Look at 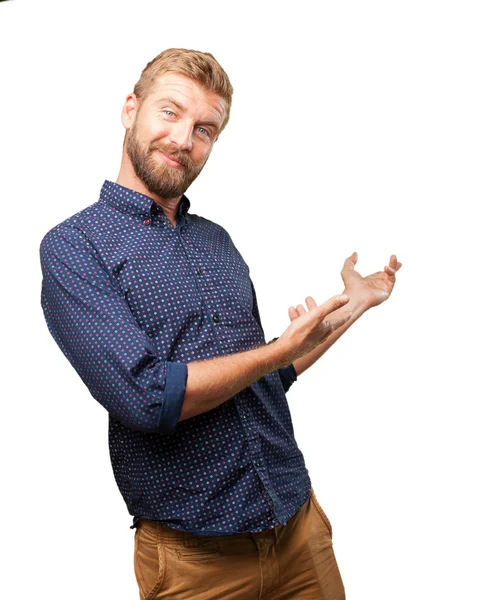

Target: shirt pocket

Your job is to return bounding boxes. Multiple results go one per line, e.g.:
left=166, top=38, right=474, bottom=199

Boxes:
left=112, top=252, right=202, bottom=336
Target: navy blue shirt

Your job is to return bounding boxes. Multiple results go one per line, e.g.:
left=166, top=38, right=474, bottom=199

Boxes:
left=40, top=180, right=311, bottom=535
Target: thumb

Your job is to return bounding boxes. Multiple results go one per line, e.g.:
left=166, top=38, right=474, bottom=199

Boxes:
left=342, top=251, right=358, bottom=271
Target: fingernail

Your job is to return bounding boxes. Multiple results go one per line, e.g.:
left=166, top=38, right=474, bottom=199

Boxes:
left=340, top=294, right=349, bottom=301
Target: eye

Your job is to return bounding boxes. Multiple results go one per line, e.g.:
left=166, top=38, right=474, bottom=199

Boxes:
left=163, top=110, right=176, bottom=118
left=196, top=126, right=209, bottom=136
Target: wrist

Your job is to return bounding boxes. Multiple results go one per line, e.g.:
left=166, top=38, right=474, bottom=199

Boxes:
left=269, top=335, right=298, bottom=370
left=342, top=290, right=372, bottom=314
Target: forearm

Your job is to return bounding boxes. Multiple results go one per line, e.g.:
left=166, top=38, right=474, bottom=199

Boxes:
left=179, top=340, right=293, bottom=422
left=292, top=296, right=369, bottom=377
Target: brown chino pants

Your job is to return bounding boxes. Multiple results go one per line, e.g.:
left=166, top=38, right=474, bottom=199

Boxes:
left=133, top=487, right=345, bottom=599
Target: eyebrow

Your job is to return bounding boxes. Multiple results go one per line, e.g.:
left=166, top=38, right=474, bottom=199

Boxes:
left=155, top=96, right=221, bottom=131
left=156, top=96, right=187, bottom=112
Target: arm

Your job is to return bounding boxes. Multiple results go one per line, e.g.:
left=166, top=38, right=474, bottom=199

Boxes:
left=179, top=342, right=293, bottom=421
left=40, top=225, right=189, bottom=435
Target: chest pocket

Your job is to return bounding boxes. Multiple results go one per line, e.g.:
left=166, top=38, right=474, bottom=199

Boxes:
left=112, top=252, right=202, bottom=336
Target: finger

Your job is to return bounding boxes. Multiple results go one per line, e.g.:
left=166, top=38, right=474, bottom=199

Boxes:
left=389, top=254, right=397, bottom=268
left=389, top=255, right=403, bottom=271
left=384, top=265, right=396, bottom=277
left=296, top=304, right=307, bottom=315
left=305, top=296, right=317, bottom=310
left=316, top=293, right=350, bottom=320
left=288, top=306, right=299, bottom=320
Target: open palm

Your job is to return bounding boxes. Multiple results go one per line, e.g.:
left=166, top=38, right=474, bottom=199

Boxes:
left=287, top=251, right=402, bottom=322
left=341, top=251, right=402, bottom=308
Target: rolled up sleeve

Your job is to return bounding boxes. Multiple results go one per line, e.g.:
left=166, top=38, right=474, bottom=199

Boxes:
left=277, top=362, right=297, bottom=393
left=40, top=224, right=187, bottom=435
left=158, top=362, right=188, bottom=434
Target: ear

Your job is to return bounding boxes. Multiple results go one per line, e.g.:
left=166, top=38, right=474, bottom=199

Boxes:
left=121, top=93, right=140, bottom=130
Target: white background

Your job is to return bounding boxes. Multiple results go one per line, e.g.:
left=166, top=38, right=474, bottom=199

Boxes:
left=1, top=1, right=477, bottom=598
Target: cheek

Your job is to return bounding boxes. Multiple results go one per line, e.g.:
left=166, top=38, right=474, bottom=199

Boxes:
left=191, top=145, right=211, bottom=166
left=144, top=122, right=170, bottom=147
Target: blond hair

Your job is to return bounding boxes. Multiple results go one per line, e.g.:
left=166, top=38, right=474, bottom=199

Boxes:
left=131, top=47, right=233, bottom=135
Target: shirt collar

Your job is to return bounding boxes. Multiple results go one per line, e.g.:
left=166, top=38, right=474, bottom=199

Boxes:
left=99, top=179, right=191, bottom=220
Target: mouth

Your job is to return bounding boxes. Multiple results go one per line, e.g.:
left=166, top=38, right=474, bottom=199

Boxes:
left=157, top=150, right=184, bottom=169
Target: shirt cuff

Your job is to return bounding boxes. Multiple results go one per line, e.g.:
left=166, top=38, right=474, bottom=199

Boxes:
left=156, top=362, right=188, bottom=435
left=278, top=363, right=297, bottom=394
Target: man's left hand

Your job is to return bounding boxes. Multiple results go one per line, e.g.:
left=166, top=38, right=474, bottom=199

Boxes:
left=341, top=251, right=402, bottom=309
left=287, top=252, right=402, bottom=322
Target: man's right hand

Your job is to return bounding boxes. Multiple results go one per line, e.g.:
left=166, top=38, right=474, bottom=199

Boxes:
left=276, top=294, right=352, bottom=366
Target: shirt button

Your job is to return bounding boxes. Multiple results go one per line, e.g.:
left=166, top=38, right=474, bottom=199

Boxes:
left=241, top=413, right=247, bottom=420
left=254, top=459, right=263, bottom=467
left=213, top=313, right=220, bottom=323
left=144, top=218, right=151, bottom=226
left=196, top=267, right=202, bottom=275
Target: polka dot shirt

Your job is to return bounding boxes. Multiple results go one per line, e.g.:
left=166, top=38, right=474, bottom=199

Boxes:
left=40, top=180, right=311, bottom=535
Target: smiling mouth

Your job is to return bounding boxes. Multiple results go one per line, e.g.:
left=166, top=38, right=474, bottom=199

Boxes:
left=157, top=150, right=183, bottom=168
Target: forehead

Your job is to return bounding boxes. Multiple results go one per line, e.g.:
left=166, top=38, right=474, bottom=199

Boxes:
left=148, top=72, right=226, bottom=122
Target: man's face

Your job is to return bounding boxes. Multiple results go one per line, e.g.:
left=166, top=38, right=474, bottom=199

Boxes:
left=124, top=72, right=227, bottom=199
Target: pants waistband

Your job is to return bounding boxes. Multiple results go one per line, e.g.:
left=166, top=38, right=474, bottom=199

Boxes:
left=137, top=490, right=312, bottom=545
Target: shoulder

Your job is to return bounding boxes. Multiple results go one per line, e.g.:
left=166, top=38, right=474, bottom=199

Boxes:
left=40, top=202, right=104, bottom=260
left=189, top=213, right=230, bottom=234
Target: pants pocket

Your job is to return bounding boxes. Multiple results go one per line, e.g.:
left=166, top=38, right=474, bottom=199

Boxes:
left=176, top=546, right=223, bottom=561
left=133, top=525, right=166, bottom=600
left=310, top=488, right=333, bottom=538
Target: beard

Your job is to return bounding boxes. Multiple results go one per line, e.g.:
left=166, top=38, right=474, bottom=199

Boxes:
left=125, top=120, right=208, bottom=199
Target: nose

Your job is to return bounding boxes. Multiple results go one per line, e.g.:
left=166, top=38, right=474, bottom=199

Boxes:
left=168, top=120, right=194, bottom=152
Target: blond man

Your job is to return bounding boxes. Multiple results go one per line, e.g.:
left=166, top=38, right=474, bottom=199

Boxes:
left=40, top=48, right=401, bottom=599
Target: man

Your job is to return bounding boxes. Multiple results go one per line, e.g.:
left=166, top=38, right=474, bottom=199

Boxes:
left=40, top=48, right=401, bottom=599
